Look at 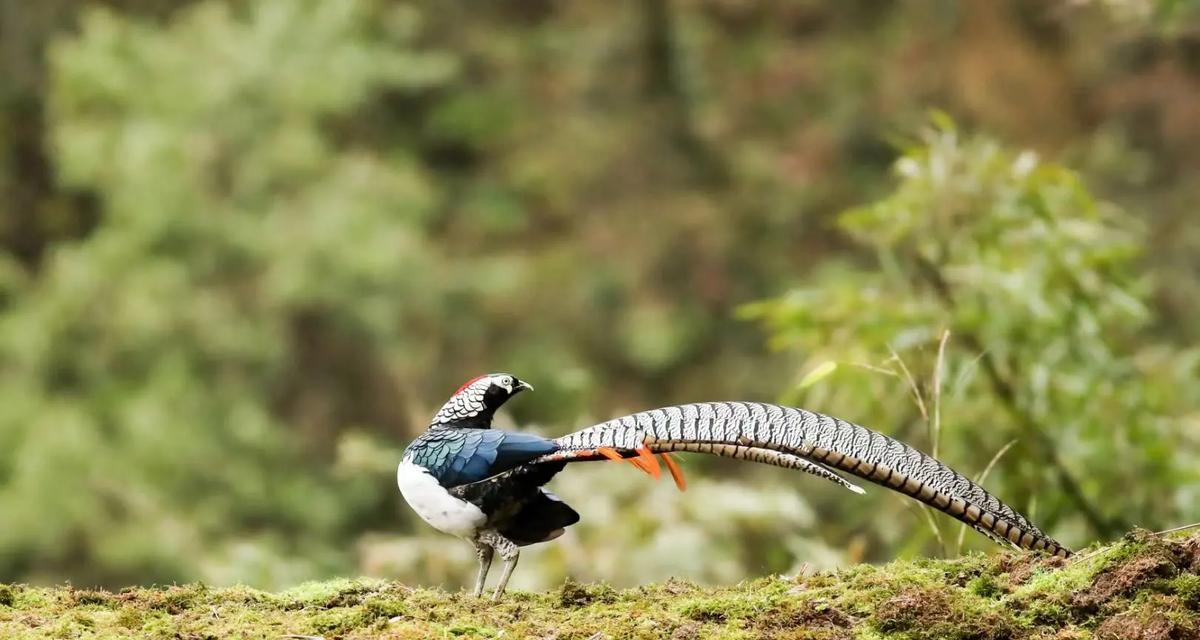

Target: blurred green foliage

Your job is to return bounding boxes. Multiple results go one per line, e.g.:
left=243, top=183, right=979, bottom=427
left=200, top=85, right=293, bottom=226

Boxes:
left=0, top=0, right=1197, bottom=590
left=745, top=120, right=1199, bottom=554
left=1, top=0, right=452, bottom=588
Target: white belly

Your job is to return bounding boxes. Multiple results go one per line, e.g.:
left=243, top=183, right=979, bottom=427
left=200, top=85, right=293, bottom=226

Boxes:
left=397, top=459, right=487, bottom=539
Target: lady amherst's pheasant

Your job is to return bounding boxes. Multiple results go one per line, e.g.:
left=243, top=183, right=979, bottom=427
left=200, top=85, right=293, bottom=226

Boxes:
left=398, top=373, right=1070, bottom=599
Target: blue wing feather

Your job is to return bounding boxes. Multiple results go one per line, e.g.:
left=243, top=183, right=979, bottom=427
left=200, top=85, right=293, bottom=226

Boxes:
left=488, top=431, right=560, bottom=471
left=407, top=428, right=558, bottom=487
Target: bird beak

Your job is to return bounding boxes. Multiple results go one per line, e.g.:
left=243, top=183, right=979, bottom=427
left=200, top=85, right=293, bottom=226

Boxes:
left=515, top=381, right=534, bottom=393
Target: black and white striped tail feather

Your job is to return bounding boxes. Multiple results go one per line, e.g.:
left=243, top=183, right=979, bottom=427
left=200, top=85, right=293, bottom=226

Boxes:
left=543, top=401, right=1071, bottom=558
left=647, top=441, right=866, bottom=495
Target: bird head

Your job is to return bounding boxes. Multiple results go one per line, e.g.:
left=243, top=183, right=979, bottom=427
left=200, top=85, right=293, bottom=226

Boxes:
left=429, top=373, right=533, bottom=428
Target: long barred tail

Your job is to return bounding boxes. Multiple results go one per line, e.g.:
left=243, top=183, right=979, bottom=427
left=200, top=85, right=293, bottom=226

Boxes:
left=536, top=401, right=1070, bottom=558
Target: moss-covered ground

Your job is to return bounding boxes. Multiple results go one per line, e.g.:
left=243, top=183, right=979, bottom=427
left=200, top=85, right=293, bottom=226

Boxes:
left=1, top=530, right=1197, bottom=639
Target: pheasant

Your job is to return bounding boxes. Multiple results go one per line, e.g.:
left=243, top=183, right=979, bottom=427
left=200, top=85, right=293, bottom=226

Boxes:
left=397, top=373, right=1071, bottom=600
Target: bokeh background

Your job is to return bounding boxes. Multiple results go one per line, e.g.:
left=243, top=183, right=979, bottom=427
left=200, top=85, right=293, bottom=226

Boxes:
left=1, top=0, right=1198, bottom=592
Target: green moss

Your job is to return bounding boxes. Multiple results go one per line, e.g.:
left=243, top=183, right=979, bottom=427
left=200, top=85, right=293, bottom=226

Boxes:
left=114, top=605, right=144, bottom=629
left=677, top=595, right=755, bottom=622
left=142, top=584, right=211, bottom=614
left=967, top=574, right=1003, bottom=599
left=12, top=588, right=50, bottom=611
left=444, top=623, right=501, bottom=636
left=139, top=614, right=175, bottom=639
left=869, top=585, right=1018, bottom=640
left=1161, top=573, right=1200, bottom=609
left=1096, top=594, right=1197, bottom=639
left=674, top=578, right=795, bottom=624
left=559, top=578, right=618, bottom=607
left=281, top=577, right=384, bottom=606
left=48, top=612, right=97, bottom=639
left=71, top=589, right=116, bottom=609
left=364, top=594, right=410, bottom=619
left=0, top=531, right=1195, bottom=639
left=310, top=607, right=372, bottom=635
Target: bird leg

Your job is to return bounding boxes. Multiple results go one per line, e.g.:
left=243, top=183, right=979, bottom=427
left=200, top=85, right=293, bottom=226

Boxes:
left=472, top=539, right=494, bottom=597
left=478, top=531, right=520, bottom=601
left=492, top=549, right=519, bottom=601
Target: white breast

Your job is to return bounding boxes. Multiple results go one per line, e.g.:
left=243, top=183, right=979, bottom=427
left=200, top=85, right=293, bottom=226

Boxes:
left=397, top=458, right=487, bottom=539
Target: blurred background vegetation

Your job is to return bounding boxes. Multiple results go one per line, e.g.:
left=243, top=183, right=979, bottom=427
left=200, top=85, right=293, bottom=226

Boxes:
left=1, top=0, right=1198, bottom=592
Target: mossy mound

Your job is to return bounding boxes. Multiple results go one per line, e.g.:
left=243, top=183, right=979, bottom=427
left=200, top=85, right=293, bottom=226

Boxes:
left=1, top=530, right=1196, bottom=639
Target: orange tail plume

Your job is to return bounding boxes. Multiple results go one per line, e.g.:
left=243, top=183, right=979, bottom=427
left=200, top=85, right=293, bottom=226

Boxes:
left=596, top=446, right=663, bottom=479
left=596, top=447, right=625, bottom=463
left=660, top=453, right=687, bottom=491
left=634, top=444, right=661, bottom=479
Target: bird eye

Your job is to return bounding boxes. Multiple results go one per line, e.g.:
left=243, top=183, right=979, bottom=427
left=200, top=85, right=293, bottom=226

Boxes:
left=499, top=376, right=513, bottom=387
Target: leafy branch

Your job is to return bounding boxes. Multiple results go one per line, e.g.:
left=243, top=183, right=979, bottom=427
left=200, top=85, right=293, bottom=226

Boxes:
left=914, top=255, right=1124, bottom=537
